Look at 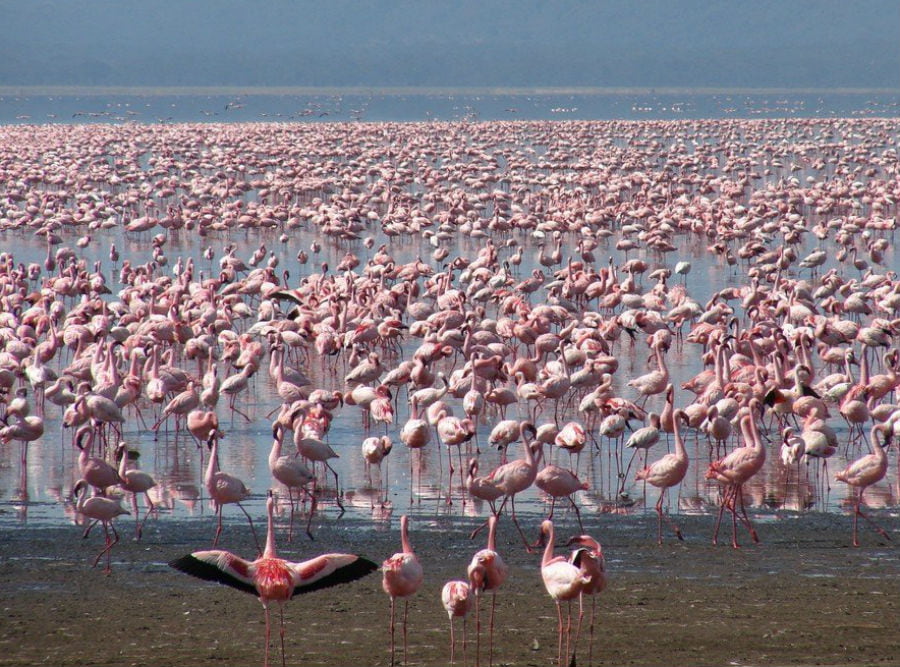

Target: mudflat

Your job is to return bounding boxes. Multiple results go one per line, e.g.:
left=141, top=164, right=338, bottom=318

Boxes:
left=2, top=510, right=898, bottom=667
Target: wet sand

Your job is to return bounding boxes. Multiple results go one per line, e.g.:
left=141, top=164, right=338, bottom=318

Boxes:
left=2, top=509, right=898, bottom=667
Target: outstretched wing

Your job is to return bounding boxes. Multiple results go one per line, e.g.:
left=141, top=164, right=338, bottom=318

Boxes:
left=288, top=553, right=378, bottom=597
left=169, top=550, right=258, bottom=596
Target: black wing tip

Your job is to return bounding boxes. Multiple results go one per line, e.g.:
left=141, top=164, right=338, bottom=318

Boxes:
left=292, top=556, right=379, bottom=597
left=168, top=553, right=257, bottom=596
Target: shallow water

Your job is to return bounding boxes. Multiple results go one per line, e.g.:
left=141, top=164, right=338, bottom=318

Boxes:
left=0, top=107, right=898, bottom=545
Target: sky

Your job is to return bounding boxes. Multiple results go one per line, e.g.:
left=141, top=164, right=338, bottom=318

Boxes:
left=1, top=0, right=898, bottom=90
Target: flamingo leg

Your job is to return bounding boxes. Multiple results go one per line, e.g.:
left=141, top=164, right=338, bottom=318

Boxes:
left=213, top=504, right=223, bottom=547
left=657, top=489, right=684, bottom=543
left=237, top=501, right=262, bottom=555
left=555, top=601, right=564, bottom=667
left=570, top=594, right=584, bottom=667
left=325, top=461, right=344, bottom=515
left=389, top=596, right=397, bottom=667
left=462, top=616, right=468, bottom=667
left=448, top=616, right=456, bottom=664
left=489, top=591, right=497, bottom=667
left=711, top=486, right=729, bottom=545
left=854, top=488, right=892, bottom=545
left=588, top=595, right=596, bottom=666
left=263, top=603, right=271, bottom=667
left=139, top=492, right=155, bottom=538
left=569, top=496, right=585, bottom=534
left=286, top=488, right=295, bottom=542
left=403, top=599, right=410, bottom=666
left=509, top=496, right=534, bottom=553
left=305, top=494, right=317, bottom=541
left=279, top=605, right=286, bottom=667
left=735, top=485, right=759, bottom=543
left=474, top=593, right=481, bottom=667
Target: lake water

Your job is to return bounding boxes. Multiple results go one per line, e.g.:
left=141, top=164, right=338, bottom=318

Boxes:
left=0, top=89, right=898, bottom=542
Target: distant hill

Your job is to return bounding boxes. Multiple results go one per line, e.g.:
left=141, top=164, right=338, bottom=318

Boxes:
left=2, top=0, right=898, bottom=89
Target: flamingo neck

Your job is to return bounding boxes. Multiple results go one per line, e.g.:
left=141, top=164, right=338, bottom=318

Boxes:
left=264, top=498, right=278, bottom=558
left=541, top=523, right=555, bottom=567
left=400, top=516, right=413, bottom=554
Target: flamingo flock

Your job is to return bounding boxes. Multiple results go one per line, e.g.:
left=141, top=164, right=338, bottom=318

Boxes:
left=0, top=114, right=898, bottom=665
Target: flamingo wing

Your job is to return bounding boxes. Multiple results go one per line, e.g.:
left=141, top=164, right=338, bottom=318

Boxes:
left=169, top=550, right=258, bottom=596
left=287, top=554, right=378, bottom=596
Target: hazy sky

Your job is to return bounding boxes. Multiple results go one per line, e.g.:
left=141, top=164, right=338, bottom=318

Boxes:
left=2, top=0, right=898, bottom=89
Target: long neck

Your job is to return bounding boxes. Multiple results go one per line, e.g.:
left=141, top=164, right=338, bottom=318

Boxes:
left=541, top=523, right=556, bottom=567
left=673, top=413, right=686, bottom=461
left=264, top=498, right=277, bottom=558
left=486, top=516, right=498, bottom=551
left=400, top=516, right=413, bottom=554
left=269, top=432, right=282, bottom=468
left=206, top=438, right=219, bottom=481
left=117, top=448, right=128, bottom=478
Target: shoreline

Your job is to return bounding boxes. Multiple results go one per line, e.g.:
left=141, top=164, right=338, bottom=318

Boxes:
left=2, top=510, right=898, bottom=666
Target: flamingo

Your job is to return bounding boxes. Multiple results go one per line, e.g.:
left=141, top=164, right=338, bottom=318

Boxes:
left=270, top=424, right=316, bottom=541
left=115, top=443, right=157, bottom=540
left=382, top=515, right=424, bottom=667
left=534, top=442, right=588, bottom=538
left=206, top=434, right=261, bottom=553
left=554, top=420, right=588, bottom=470
left=74, top=424, right=120, bottom=495
left=361, top=435, right=393, bottom=502
left=0, top=413, right=45, bottom=465
left=170, top=491, right=377, bottom=667
left=705, top=401, right=766, bottom=548
left=465, top=458, right=504, bottom=529
left=441, top=580, right=473, bottom=665
left=620, top=411, right=661, bottom=495
left=437, top=413, right=476, bottom=505
left=478, top=433, right=539, bottom=550
left=72, top=478, right=129, bottom=573
left=467, top=515, right=508, bottom=667
left=540, top=519, right=588, bottom=667
left=400, top=398, right=431, bottom=502
left=626, top=337, right=670, bottom=406
left=635, top=409, right=690, bottom=544
left=835, top=423, right=892, bottom=546
left=151, top=380, right=199, bottom=433
left=567, top=534, right=607, bottom=666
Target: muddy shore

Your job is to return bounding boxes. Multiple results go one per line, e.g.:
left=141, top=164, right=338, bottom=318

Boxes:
left=2, top=509, right=899, bottom=667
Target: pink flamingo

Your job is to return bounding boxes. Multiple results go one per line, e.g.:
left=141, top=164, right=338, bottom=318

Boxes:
left=540, top=519, right=588, bottom=667
left=382, top=515, right=424, bottom=667
left=170, top=491, right=377, bottom=667
left=115, top=443, right=157, bottom=540
left=441, top=580, right=473, bottom=665
left=74, top=424, right=120, bottom=495
left=270, top=424, right=316, bottom=541
left=626, top=336, right=670, bottom=407
left=705, top=401, right=766, bottom=548
left=554, top=420, right=588, bottom=470
left=835, top=423, right=892, bottom=546
left=206, top=434, right=261, bottom=553
left=635, top=408, right=690, bottom=544
left=567, top=535, right=607, bottom=666
left=72, top=478, right=129, bottom=573
left=477, top=433, right=539, bottom=550
left=362, top=435, right=393, bottom=506
left=467, top=515, right=508, bottom=667
left=534, top=442, right=588, bottom=538
left=466, top=458, right=504, bottom=531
